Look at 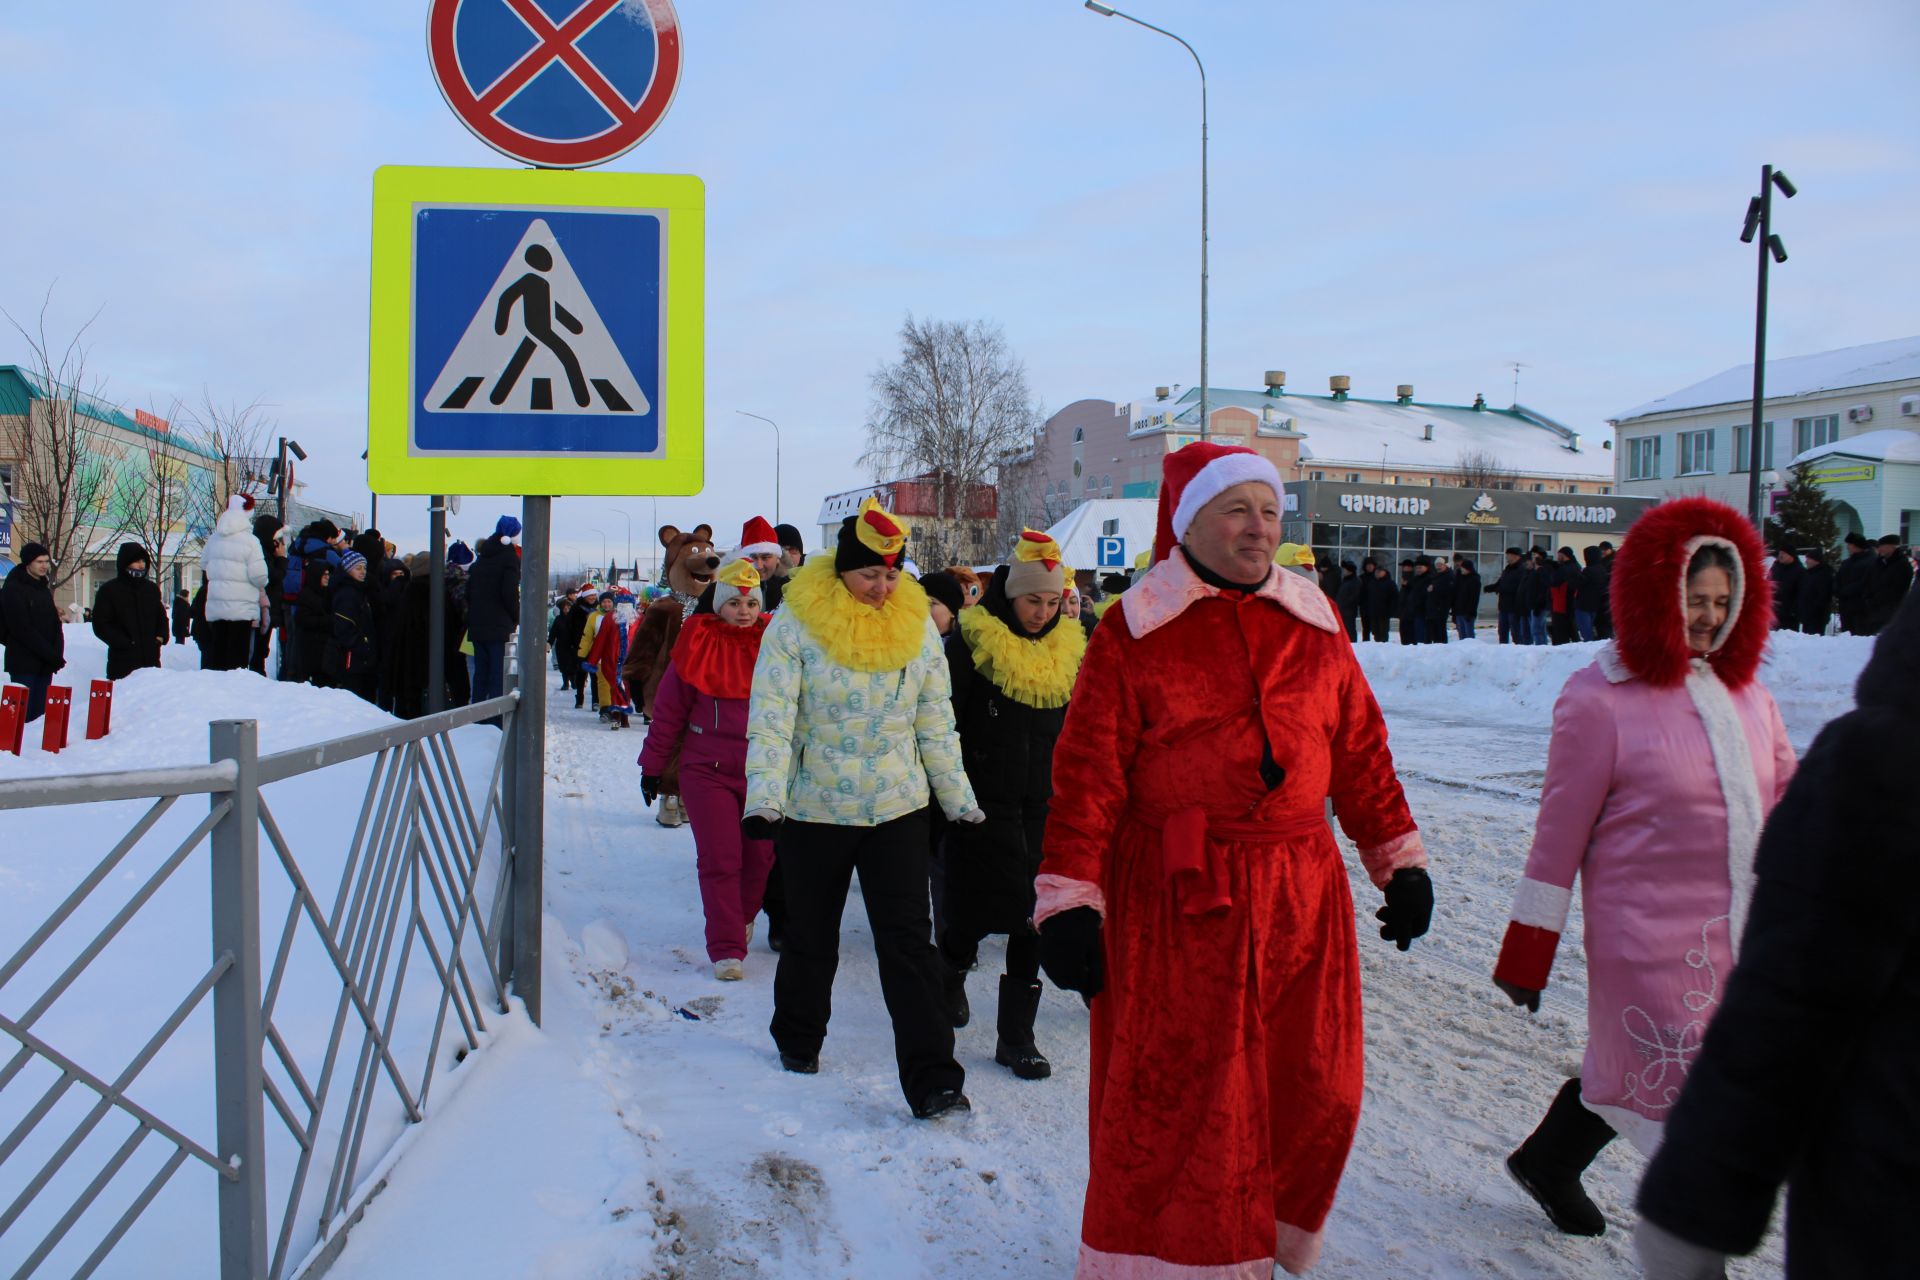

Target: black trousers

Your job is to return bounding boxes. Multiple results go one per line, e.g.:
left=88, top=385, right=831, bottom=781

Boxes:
left=203, top=620, right=255, bottom=672
left=769, top=808, right=964, bottom=1107
left=940, top=923, right=1041, bottom=984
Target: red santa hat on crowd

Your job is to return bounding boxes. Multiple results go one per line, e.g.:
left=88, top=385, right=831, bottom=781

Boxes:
left=736, top=515, right=780, bottom=558
left=1151, top=441, right=1286, bottom=563
left=227, top=492, right=256, bottom=514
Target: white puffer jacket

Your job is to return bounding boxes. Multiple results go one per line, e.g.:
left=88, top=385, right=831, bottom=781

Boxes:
left=201, top=503, right=269, bottom=622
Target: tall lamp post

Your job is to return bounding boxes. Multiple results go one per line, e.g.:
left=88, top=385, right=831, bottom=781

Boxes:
left=735, top=410, right=782, bottom=524
left=588, top=527, right=607, bottom=577
left=1740, top=165, right=1795, bottom=530
left=1084, top=0, right=1209, bottom=441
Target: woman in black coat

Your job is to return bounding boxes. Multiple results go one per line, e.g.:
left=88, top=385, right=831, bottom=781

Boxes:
left=90, top=542, right=168, bottom=679
left=1362, top=559, right=1397, bottom=643
left=938, top=545, right=1086, bottom=1080
left=1636, top=589, right=1920, bottom=1279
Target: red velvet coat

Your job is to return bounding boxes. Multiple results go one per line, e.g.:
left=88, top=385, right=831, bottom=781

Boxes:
left=1037, top=553, right=1426, bottom=1279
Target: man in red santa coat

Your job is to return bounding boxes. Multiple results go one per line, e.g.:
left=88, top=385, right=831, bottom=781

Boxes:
left=1036, top=440, right=1434, bottom=1278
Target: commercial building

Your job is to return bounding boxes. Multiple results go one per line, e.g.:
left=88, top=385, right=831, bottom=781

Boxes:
left=1610, top=336, right=1920, bottom=542
left=1283, top=480, right=1657, bottom=612
left=816, top=472, right=999, bottom=568
left=1000, top=372, right=1615, bottom=531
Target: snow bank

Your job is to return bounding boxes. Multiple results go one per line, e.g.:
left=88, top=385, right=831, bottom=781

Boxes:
left=0, top=645, right=512, bottom=1279
left=1356, top=631, right=1872, bottom=748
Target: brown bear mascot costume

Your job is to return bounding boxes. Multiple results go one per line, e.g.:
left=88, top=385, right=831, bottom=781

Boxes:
left=624, top=523, right=720, bottom=827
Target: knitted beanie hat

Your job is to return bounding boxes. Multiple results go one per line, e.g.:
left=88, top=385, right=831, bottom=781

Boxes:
left=1004, top=529, right=1066, bottom=597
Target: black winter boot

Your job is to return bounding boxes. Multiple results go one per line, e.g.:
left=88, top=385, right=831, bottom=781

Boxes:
left=942, top=966, right=970, bottom=1029
left=1506, top=1077, right=1616, bottom=1236
left=993, top=976, right=1051, bottom=1080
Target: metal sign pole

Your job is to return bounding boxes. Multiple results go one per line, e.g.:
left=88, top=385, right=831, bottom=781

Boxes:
left=428, top=496, right=446, bottom=714
left=512, top=495, right=550, bottom=1023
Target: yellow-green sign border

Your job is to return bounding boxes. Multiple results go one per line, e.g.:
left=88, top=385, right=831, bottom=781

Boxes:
left=368, top=165, right=704, bottom=496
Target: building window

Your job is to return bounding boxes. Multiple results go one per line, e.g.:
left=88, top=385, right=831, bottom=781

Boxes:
left=1678, top=428, right=1715, bottom=476
left=1530, top=483, right=1546, bottom=492
left=1345, top=472, right=1362, bottom=483
left=1310, top=470, right=1326, bottom=481
left=0, top=462, right=11, bottom=501
left=1731, top=422, right=1774, bottom=472
left=1073, top=427, right=1084, bottom=443
left=1601, top=485, right=1612, bottom=495
left=1793, top=414, right=1838, bottom=454
left=1626, top=435, right=1662, bottom=480
left=1102, top=474, right=1113, bottom=497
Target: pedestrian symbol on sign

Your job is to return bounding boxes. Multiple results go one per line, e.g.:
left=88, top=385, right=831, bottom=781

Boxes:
left=424, top=218, right=649, bottom=418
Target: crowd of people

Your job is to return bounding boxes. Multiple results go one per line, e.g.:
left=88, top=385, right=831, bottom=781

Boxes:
left=2, top=452, right=1913, bottom=1278
left=1313, top=528, right=1915, bottom=649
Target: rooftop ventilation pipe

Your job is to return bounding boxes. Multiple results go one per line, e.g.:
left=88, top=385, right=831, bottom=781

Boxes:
left=1396, top=384, right=1415, bottom=405
left=1329, top=375, right=1351, bottom=402
left=1422, top=423, right=1434, bottom=441
left=1155, top=386, right=1171, bottom=401
left=1264, top=370, right=1287, bottom=397
left=1472, top=393, right=1487, bottom=411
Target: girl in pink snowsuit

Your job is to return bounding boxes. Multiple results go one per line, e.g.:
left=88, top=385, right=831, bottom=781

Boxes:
left=639, top=559, right=775, bottom=981
left=1494, top=496, right=1796, bottom=1238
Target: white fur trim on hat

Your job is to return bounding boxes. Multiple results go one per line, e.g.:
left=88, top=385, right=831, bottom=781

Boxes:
left=1170, top=451, right=1285, bottom=544
left=735, top=541, right=781, bottom=558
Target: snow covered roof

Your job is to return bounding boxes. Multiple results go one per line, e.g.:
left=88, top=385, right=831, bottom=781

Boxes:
left=1137, top=386, right=1606, bottom=479
left=1043, top=498, right=1158, bottom=571
left=1788, top=427, right=1920, bottom=468
left=1614, top=336, right=1920, bottom=423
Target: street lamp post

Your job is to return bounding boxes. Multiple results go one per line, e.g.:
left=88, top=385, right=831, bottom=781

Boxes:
left=1085, top=1, right=1208, bottom=441
left=1740, top=164, right=1796, bottom=530
left=735, top=410, right=782, bottom=524
left=589, top=527, right=607, bottom=576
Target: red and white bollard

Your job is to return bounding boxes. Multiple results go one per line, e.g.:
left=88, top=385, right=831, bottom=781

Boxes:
left=0, top=685, right=24, bottom=756
left=41, top=686, right=73, bottom=754
left=86, top=679, right=113, bottom=740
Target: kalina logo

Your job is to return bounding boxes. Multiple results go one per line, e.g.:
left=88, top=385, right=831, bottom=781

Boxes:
left=1465, top=491, right=1501, bottom=526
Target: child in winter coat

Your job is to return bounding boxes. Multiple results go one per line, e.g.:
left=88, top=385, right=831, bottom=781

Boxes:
left=325, top=551, right=376, bottom=702
left=1494, top=497, right=1796, bottom=1239
left=638, top=560, right=775, bottom=981
left=940, top=531, right=1086, bottom=1079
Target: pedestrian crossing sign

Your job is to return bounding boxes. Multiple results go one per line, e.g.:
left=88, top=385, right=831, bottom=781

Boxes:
left=368, top=165, right=704, bottom=496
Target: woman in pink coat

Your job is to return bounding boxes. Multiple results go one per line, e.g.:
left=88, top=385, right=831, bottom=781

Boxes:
left=638, top=559, right=775, bottom=981
left=1493, top=496, right=1796, bottom=1238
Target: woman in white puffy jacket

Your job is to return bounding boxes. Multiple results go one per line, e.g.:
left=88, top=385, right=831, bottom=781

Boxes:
left=201, top=494, right=269, bottom=672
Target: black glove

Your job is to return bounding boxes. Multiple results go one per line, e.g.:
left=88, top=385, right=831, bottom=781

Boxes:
left=640, top=775, right=663, bottom=806
left=1495, top=978, right=1542, bottom=1013
left=741, top=810, right=782, bottom=842
left=1039, top=907, right=1105, bottom=1000
left=1376, top=867, right=1433, bottom=951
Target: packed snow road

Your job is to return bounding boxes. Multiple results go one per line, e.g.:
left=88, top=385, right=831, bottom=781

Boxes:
left=330, top=635, right=1868, bottom=1278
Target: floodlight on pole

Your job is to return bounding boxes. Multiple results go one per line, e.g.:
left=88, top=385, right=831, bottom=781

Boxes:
left=1741, top=164, right=1799, bottom=531
left=1082, top=1, right=1210, bottom=441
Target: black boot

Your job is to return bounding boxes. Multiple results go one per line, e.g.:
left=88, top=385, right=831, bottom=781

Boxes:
left=1506, top=1078, right=1616, bottom=1236
left=993, top=975, right=1050, bottom=1080
left=942, top=965, right=970, bottom=1029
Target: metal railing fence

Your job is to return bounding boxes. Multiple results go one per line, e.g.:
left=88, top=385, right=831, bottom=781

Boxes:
left=0, top=688, right=528, bottom=1279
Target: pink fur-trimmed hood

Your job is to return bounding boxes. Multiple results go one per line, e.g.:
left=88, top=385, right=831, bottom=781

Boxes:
left=1121, top=553, right=1340, bottom=640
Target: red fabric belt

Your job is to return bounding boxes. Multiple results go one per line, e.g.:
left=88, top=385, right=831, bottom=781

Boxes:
left=1129, top=806, right=1331, bottom=916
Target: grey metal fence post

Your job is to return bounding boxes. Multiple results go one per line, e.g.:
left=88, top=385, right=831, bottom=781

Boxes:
left=512, top=495, right=550, bottom=1025
left=209, top=720, right=268, bottom=1279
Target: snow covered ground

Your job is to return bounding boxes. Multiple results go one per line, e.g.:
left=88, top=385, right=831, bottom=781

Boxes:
left=1, top=627, right=509, bottom=1280
left=1, top=627, right=1872, bottom=1277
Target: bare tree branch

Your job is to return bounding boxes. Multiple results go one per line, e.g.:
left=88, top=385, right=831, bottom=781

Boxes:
left=862, top=316, right=1043, bottom=567
left=4, top=288, right=114, bottom=593
left=1454, top=448, right=1519, bottom=490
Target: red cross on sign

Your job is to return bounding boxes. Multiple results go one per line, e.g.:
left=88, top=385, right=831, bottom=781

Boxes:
left=428, top=0, right=683, bottom=170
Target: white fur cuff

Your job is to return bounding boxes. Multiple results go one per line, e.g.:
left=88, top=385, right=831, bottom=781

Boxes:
left=1510, top=876, right=1573, bottom=932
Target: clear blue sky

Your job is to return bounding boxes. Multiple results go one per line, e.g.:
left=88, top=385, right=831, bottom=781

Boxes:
left=5, top=0, right=1915, bottom=572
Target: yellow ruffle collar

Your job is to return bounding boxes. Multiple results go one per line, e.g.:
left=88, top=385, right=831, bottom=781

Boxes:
left=780, top=555, right=930, bottom=672
left=957, top=606, right=1087, bottom=709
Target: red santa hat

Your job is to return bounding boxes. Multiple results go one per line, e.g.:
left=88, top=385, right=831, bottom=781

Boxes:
left=227, top=492, right=256, bottom=514
left=1151, top=441, right=1285, bottom=563
left=736, top=515, right=780, bottom=558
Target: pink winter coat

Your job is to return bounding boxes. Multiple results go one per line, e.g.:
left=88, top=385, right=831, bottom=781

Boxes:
left=1495, top=496, right=1797, bottom=1153
left=638, top=663, right=749, bottom=777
